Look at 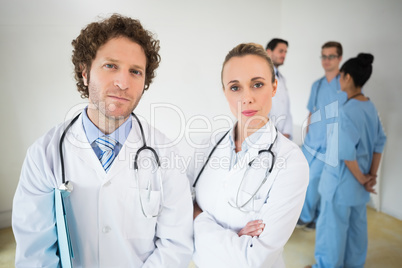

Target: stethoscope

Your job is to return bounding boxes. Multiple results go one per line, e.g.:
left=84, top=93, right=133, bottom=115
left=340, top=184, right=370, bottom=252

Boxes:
left=313, top=74, right=341, bottom=112
left=192, top=126, right=278, bottom=212
left=344, top=92, right=366, bottom=104
left=58, top=112, right=163, bottom=218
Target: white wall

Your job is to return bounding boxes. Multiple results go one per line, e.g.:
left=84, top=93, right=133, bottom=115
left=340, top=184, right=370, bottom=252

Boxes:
left=0, top=0, right=281, bottom=228
left=1, top=0, right=401, bottom=228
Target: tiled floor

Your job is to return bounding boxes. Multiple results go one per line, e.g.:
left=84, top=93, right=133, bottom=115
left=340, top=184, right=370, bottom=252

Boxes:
left=284, top=207, right=402, bottom=267
left=0, top=228, right=15, bottom=268
left=1, top=207, right=401, bottom=268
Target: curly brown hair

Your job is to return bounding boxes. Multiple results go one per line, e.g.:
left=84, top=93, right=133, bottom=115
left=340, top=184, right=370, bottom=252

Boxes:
left=71, top=14, right=161, bottom=98
left=221, top=43, right=275, bottom=88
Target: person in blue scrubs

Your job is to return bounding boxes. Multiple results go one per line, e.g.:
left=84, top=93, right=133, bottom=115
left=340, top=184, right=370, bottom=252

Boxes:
left=310, top=53, right=387, bottom=268
left=299, top=41, right=347, bottom=230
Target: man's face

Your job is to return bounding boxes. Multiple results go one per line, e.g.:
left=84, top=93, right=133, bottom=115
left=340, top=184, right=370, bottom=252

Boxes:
left=267, top=43, right=288, bottom=67
left=321, top=47, right=342, bottom=73
left=82, top=37, right=147, bottom=123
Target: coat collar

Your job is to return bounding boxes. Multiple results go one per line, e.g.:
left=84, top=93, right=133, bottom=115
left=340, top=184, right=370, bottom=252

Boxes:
left=228, top=120, right=277, bottom=152
left=226, top=120, right=278, bottom=168
left=64, top=113, right=145, bottom=179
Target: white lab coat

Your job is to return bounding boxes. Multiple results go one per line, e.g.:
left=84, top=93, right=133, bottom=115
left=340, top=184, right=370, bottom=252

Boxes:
left=12, top=113, right=193, bottom=268
left=269, top=71, right=293, bottom=138
left=189, top=120, right=308, bottom=268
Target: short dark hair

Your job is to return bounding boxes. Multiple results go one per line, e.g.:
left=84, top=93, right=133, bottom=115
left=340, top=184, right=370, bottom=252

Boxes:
left=322, top=41, right=343, bottom=57
left=71, top=14, right=161, bottom=98
left=221, top=43, right=275, bottom=88
left=340, top=53, right=374, bottom=88
left=265, top=38, right=288, bottom=51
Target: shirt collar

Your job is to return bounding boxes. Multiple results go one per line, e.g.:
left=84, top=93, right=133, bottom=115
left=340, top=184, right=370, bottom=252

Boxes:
left=82, top=107, right=132, bottom=145
left=274, top=66, right=279, bottom=77
left=228, top=120, right=276, bottom=153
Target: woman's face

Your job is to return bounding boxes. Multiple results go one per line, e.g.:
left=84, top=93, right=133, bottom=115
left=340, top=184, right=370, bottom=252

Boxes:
left=222, top=54, right=277, bottom=130
left=339, top=71, right=353, bottom=92
left=339, top=72, right=346, bottom=91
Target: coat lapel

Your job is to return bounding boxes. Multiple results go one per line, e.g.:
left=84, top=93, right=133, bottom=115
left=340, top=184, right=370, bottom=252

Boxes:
left=65, top=114, right=105, bottom=177
left=106, top=117, right=144, bottom=178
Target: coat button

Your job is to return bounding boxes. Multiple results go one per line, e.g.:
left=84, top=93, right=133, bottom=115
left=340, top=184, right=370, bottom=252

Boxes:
left=102, top=226, right=111, bottom=233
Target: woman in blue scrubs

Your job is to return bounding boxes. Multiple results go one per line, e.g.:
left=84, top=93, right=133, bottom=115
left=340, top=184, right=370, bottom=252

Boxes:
left=311, top=53, right=387, bottom=268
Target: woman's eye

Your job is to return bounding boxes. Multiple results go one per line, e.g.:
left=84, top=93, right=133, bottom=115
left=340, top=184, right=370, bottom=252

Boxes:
left=254, top=82, right=263, bottom=88
left=230, top=85, right=239, bottom=91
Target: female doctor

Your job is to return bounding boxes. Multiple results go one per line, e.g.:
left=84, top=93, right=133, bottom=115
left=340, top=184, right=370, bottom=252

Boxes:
left=189, top=43, right=309, bottom=267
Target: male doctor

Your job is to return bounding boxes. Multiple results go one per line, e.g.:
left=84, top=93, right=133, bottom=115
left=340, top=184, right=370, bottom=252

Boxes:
left=12, top=14, right=193, bottom=267
left=266, top=38, right=293, bottom=139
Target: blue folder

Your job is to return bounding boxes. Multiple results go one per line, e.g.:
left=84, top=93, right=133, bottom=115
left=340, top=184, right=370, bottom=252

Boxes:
left=55, top=189, right=74, bottom=268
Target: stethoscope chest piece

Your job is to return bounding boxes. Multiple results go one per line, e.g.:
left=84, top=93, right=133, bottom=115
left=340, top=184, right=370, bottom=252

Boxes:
left=58, top=181, right=74, bottom=197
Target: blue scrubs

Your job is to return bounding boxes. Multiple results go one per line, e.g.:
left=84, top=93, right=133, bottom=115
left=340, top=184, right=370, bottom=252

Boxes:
left=314, top=99, right=387, bottom=268
left=300, top=75, right=347, bottom=223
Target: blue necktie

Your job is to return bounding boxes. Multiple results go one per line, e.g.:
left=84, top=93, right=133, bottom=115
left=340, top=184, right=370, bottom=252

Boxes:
left=95, top=136, right=118, bottom=172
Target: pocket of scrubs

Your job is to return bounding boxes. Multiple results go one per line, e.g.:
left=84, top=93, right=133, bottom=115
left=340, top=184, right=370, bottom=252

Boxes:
left=124, top=188, right=160, bottom=239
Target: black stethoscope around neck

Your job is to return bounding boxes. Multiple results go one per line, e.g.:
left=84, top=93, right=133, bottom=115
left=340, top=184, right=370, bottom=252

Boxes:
left=192, top=126, right=278, bottom=187
left=345, top=92, right=366, bottom=104
left=192, top=125, right=278, bottom=212
left=58, top=112, right=161, bottom=195
left=55, top=111, right=164, bottom=266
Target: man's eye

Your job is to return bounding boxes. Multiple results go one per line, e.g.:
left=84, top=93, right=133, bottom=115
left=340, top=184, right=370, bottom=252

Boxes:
left=105, top=64, right=116, bottom=69
left=131, top=70, right=142, bottom=75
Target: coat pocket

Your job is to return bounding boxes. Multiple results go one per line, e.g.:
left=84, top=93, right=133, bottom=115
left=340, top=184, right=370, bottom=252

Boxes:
left=124, top=188, right=161, bottom=239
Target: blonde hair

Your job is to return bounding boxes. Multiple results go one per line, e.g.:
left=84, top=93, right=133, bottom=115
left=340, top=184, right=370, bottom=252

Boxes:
left=221, top=43, right=275, bottom=88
